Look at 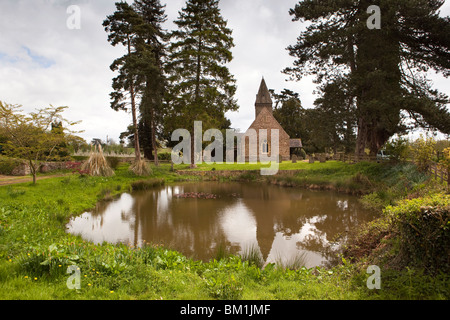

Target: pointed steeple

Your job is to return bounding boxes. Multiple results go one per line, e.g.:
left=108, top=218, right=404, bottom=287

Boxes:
left=255, top=77, right=272, bottom=105
left=255, top=77, right=272, bottom=118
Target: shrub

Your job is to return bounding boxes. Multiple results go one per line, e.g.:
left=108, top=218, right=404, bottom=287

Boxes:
left=384, top=194, right=450, bottom=274
left=157, top=152, right=172, bottom=161
left=106, top=156, right=121, bottom=170
left=204, top=274, right=243, bottom=300
left=384, top=137, right=410, bottom=162
left=411, top=134, right=436, bottom=172
left=0, top=157, right=23, bottom=175
left=71, top=155, right=88, bottom=162
left=439, top=147, right=450, bottom=176
left=131, top=178, right=165, bottom=191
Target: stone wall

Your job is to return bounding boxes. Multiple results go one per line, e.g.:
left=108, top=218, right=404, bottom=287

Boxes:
left=8, top=161, right=81, bottom=176
left=10, top=162, right=31, bottom=176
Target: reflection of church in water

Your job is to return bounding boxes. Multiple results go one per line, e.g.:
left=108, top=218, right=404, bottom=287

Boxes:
left=103, top=182, right=371, bottom=268
left=68, top=180, right=375, bottom=269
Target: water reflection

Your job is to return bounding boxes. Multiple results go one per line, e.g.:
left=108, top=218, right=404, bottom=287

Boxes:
left=66, top=182, right=376, bottom=268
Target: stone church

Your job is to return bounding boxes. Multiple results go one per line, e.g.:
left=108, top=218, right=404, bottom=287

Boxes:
left=241, top=78, right=302, bottom=162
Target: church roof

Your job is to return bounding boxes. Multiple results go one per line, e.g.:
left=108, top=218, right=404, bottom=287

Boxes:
left=289, top=139, right=302, bottom=148
left=255, top=78, right=272, bottom=105
left=247, top=106, right=290, bottom=138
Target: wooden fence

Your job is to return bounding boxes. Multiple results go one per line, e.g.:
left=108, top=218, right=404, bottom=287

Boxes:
left=428, top=161, right=449, bottom=186
left=335, top=153, right=379, bottom=163
left=333, top=153, right=449, bottom=188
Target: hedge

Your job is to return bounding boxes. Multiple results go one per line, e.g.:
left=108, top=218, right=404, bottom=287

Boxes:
left=384, top=194, right=450, bottom=274
left=0, top=157, right=23, bottom=175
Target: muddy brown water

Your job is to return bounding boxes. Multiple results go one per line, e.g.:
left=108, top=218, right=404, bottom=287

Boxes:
left=66, top=181, right=377, bottom=268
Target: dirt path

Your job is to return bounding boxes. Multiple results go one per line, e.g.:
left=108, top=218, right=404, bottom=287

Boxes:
left=0, top=174, right=68, bottom=186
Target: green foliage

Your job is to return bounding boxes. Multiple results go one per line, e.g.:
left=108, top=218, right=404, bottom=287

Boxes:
left=164, top=0, right=238, bottom=156
left=0, top=162, right=448, bottom=300
left=0, top=102, right=80, bottom=183
left=130, top=178, right=164, bottom=190
left=439, top=147, right=450, bottom=172
left=384, top=194, right=450, bottom=273
left=0, top=156, right=22, bottom=175
left=105, top=156, right=121, bottom=170
left=157, top=152, right=171, bottom=161
left=384, top=137, right=410, bottom=162
left=272, top=95, right=305, bottom=140
left=204, top=273, right=243, bottom=300
left=285, top=0, right=450, bottom=155
left=103, top=1, right=165, bottom=162
left=239, top=245, right=264, bottom=269
left=6, top=186, right=26, bottom=199
left=411, top=135, right=436, bottom=172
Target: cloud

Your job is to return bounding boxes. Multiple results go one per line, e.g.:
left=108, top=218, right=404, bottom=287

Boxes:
left=0, top=0, right=124, bottom=142
left=0, top=0, right=448, bottom=143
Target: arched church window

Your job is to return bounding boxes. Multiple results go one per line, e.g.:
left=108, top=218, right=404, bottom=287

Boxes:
left=261, top=139, right=269, bottom=154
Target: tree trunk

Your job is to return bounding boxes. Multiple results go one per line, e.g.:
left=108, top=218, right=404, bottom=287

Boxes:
left=30, top=160, right=37, bottom=185
left=128, top=38, right=141, bottom=162
left=151, top=105, right=159, bottom=166
left=190, top=132, right=196, bottom=169
left=190, top=31, right=202, bottom=169
left=355, top=115, right=369, bottom=160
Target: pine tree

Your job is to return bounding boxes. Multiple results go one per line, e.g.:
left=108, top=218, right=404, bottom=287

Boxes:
left=133, top=0, right=168, bottom=166
left=166, top=0, right=238, bottom=167
left=103, top=2, right=148, bottom=163
left=313, top=77, right=357, bottom=154
left=285, top=0, right=450, bottom=156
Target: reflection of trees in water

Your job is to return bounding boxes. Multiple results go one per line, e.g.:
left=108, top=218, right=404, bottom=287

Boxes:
left=85, top=182, right=375, bottom=265
left=240, top=186, right=376, bottom=264
left=129, top=183, right=238, bottom=260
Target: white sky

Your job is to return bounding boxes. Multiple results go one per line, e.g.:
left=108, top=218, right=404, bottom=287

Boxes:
left=0, top=0, right=449, bottom=143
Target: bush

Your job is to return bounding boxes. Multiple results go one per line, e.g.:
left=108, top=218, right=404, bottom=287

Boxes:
left=384, top=137, right=409, bottom=162
left=157, top=152, right=172, bottom=161
left=71, top=156, right=88, bottom=162
left=411, top=134, right=436, bottom=172
left=384, top=194, right=450, bottom=274
left=106, top=156, right=121, bottom=170
left=0, top=157, right=23, bottom=175
left=131, top=178, right=165, bottom=191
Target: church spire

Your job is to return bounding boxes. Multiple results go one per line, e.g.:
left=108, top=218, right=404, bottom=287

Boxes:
left=255, top=77, right=272, bottom=105
left=255, top=77, right=272, bottom=117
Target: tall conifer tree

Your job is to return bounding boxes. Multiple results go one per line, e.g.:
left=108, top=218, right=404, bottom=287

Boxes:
left=103, top=2, right=148, bottom=163
left=133, top=0, right=167, bottom=166
left=166, top=0, right=238, bottom=167
left=285, top=0, right=450, bottom=156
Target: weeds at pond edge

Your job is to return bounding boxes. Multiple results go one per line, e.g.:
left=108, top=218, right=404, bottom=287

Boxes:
left=131, top=178, right=165, bottom=191
left=1, top=161, right=449, bottom=299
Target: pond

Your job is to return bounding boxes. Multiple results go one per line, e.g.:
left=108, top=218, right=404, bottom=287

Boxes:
left=66, top=181, right=376, bottom=268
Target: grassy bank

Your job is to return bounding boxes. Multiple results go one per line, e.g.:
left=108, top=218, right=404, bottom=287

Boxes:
left=0, top=161, right=448, bottom=300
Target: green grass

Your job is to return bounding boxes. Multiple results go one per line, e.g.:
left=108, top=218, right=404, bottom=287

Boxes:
left=0, top=161, right=448, bottom=300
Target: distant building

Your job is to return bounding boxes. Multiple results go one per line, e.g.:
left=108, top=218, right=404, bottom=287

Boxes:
left=241, top=78, right=302, bottom=161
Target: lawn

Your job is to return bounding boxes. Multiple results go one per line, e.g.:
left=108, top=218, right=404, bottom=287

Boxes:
left=0, top=161, right=448, bottom=300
